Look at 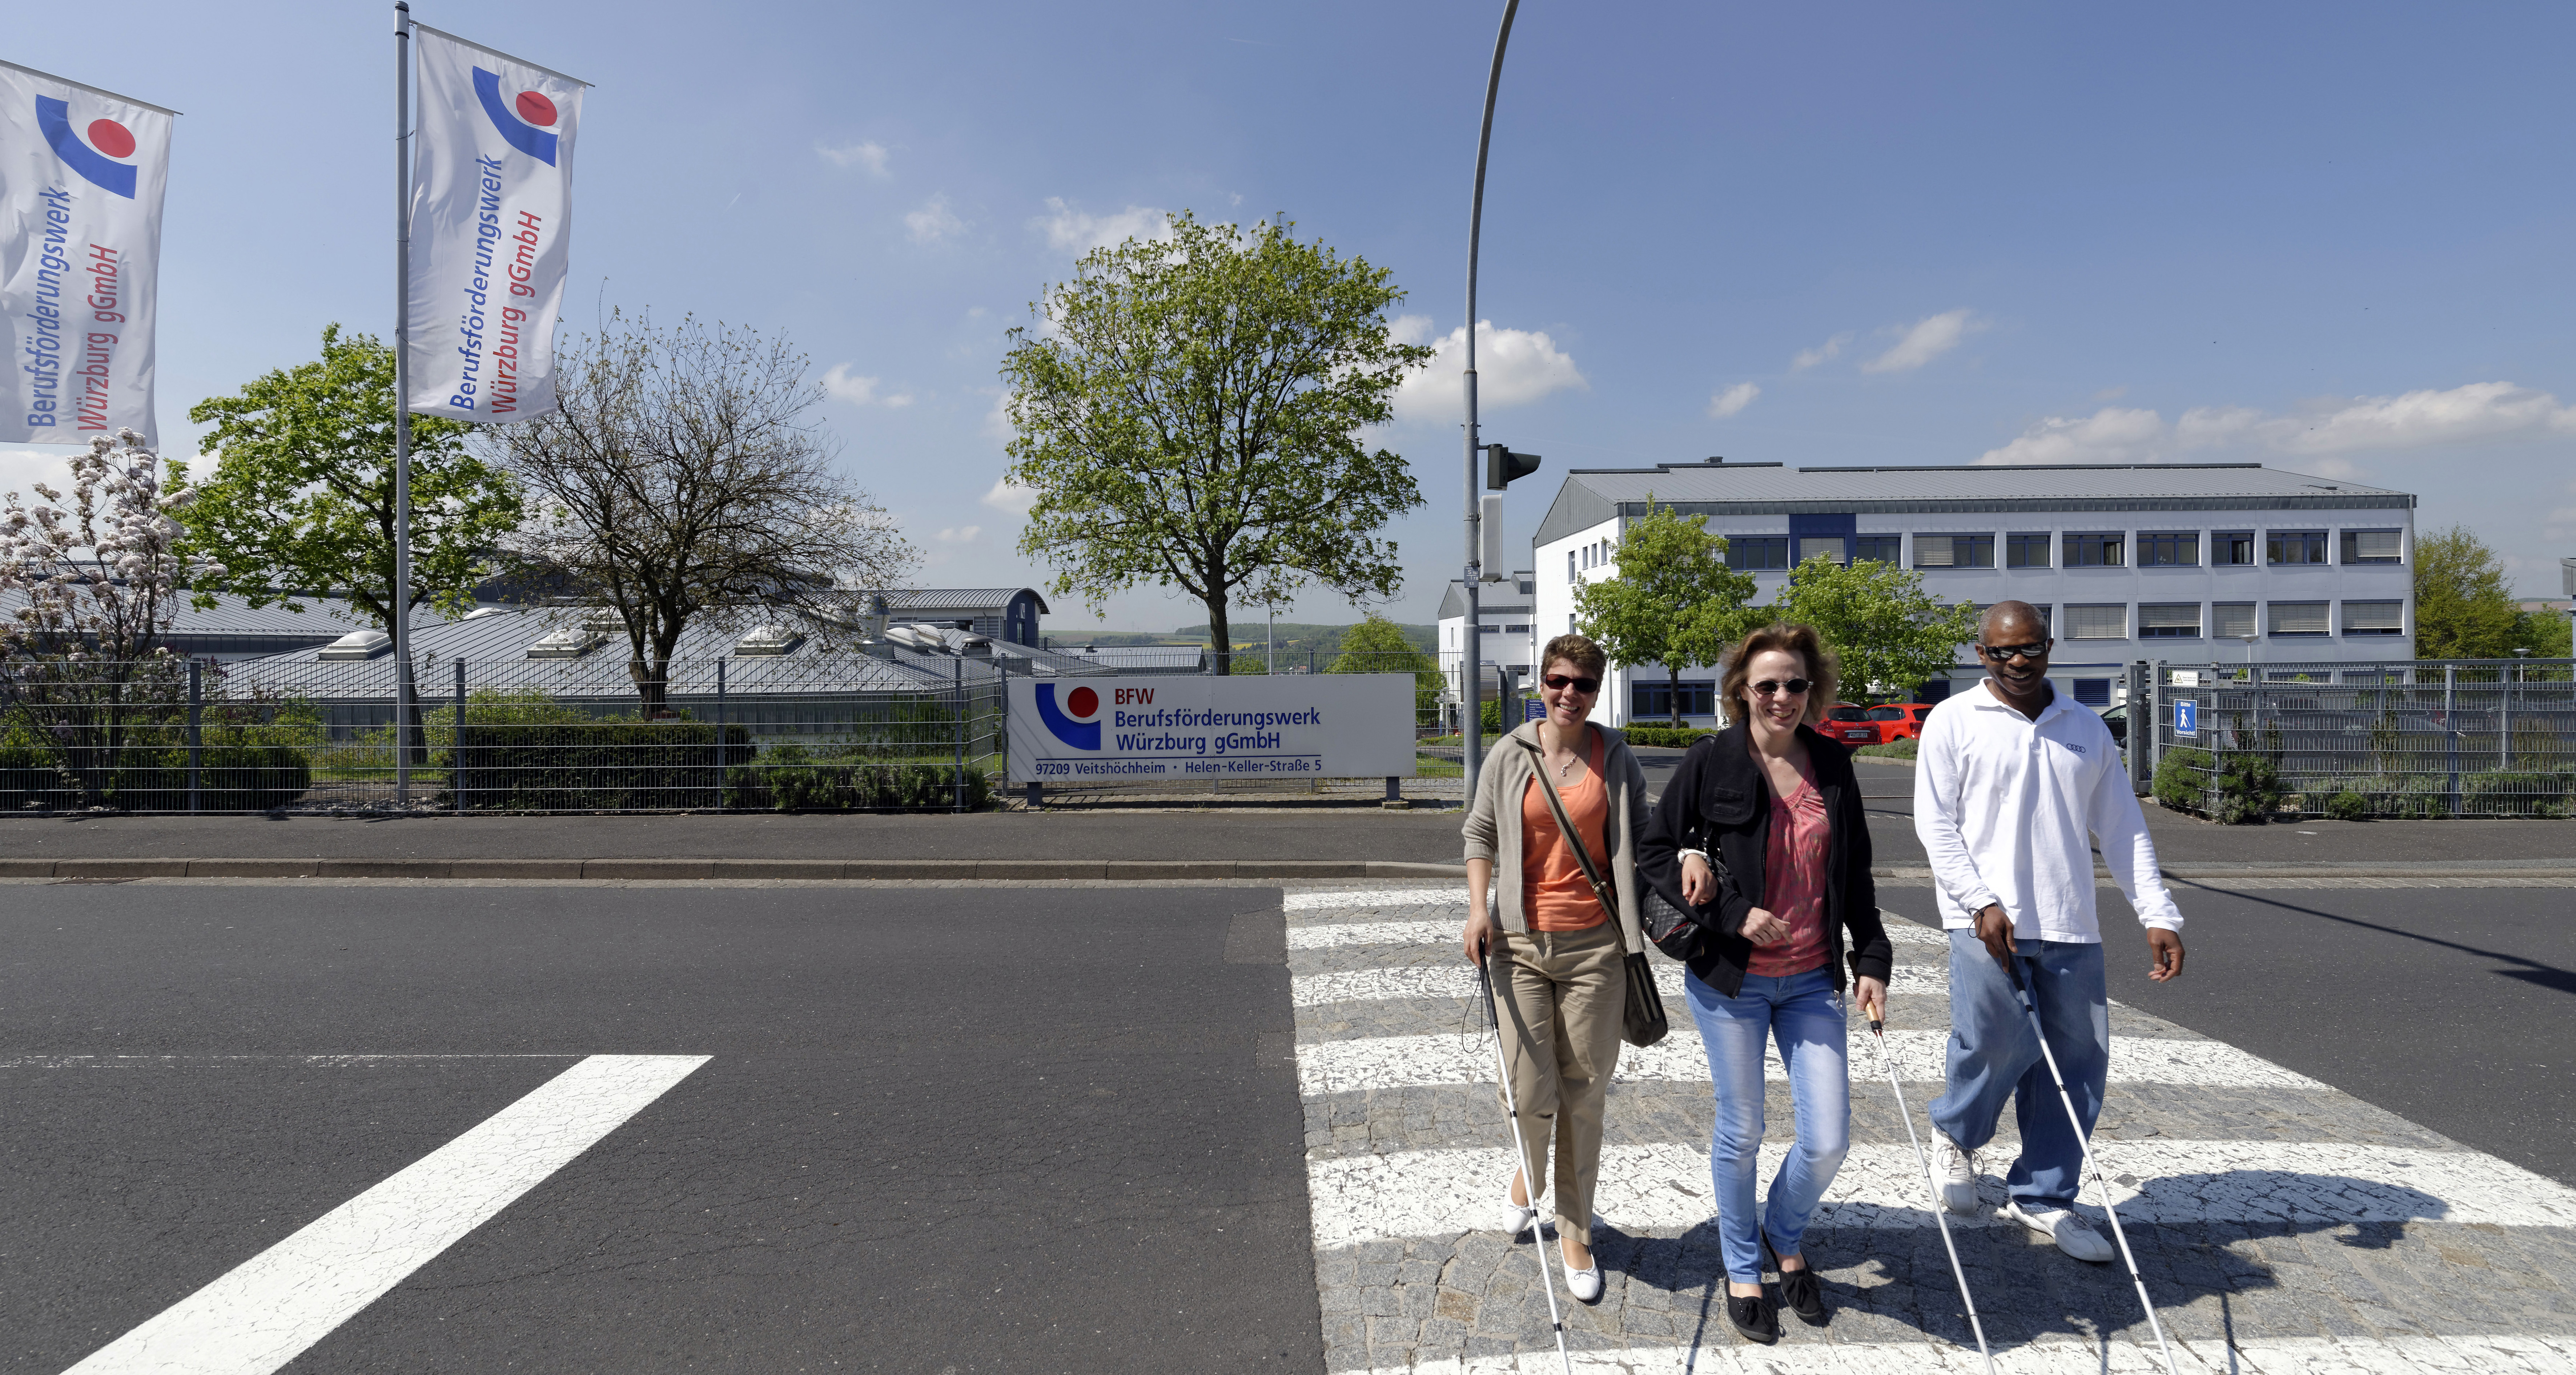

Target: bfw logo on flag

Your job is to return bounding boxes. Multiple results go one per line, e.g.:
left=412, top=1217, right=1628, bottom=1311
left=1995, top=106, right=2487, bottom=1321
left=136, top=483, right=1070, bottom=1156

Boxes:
left=405, top=26, right=587, bottom=424
left=1, top=60, right=172, bottom=445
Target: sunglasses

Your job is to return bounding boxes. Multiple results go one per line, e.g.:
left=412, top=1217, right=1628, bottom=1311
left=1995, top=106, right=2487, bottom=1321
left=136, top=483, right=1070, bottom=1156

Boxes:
left=1978, top=641, right=2052, bottom=662
left=1751, top=678, right=1812, bottom=697
left=1542, top=673, right=1602, bottom=694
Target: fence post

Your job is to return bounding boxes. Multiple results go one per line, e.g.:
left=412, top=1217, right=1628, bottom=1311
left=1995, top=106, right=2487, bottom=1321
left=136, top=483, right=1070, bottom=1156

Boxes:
left=186, top=659, right=201, bottom=814
left=2444, top=664, right=2460, bottom=817
left=2500, top=661, right=2512, bottom=771
left=453, top=659, right=467, bottom=814
left=715, top=657, right=728, bottom=811
left=953, top=655, right=965, bottom=812
left=2147, top=659, right=2166, bottom=795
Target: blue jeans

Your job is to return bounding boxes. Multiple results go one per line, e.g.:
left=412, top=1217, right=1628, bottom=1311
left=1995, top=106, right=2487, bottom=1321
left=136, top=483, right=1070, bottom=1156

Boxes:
left=1683, top=966, right=1850, bottom=1285
left=1926, top=932, right=2109, bottom=1212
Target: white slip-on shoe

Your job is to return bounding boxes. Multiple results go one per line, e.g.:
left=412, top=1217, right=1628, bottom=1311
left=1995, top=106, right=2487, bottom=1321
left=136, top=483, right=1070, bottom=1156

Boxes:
left=1932, top=1131, right=1981, bottom=1215
left=1498, top=1181, right=1537, bottom=1237
left=2004, top=1201, right=2115, bottom=1263
left=1563, top=1255, right=1604, bottom=1303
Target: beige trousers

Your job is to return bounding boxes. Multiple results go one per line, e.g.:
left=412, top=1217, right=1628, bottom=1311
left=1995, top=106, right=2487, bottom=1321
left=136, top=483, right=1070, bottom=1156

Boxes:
left=1488, top=920, right=1626, bottom=1232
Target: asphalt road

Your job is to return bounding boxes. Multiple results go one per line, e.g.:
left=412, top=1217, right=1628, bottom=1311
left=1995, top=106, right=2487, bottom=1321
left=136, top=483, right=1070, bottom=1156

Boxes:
left=1877, top=883, right=2576, bottom=1187
left=1, top=885, right=1318, bottom=1373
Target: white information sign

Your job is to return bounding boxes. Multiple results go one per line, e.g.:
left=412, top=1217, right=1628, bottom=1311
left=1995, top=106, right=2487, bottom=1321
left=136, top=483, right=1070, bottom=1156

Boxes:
left=0, top=60, right=171, bottom=445
left=1007, top=674, right=1416, bottom=785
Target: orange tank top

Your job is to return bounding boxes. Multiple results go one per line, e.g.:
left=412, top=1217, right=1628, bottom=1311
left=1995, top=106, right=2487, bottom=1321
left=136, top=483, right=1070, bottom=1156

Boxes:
left=1520, top=730, right=1611, bottom=932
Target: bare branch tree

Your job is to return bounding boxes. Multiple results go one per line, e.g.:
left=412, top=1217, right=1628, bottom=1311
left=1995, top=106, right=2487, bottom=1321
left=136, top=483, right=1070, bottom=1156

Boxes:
left=481, top=313, right=914, bottom=714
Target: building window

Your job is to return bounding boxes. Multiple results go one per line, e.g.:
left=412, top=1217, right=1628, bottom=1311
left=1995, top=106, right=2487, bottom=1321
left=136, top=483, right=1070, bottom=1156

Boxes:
left=2341, top=529, right=2403, bottom=564
left=2006, top=532, right=2051, bottom=568
left=2342, top=600, right=2404, bottom=635
left=1796, top=536, right=1845, bottom=565
left=2065, top=532, right=2126, bottom=567
left=1915, top=534, right=1993, bottom=569
left=1503, top=624, right=1530, bottom=634
left=1725, top=536, right=1790, bottom=570
left=2137, top=532, right=2199, bottom=567
left=1853, top=535, right=1902, bottom=564
left=2268, top=601, right=2330, bottom=636
left=2214, top=602, right=2257, bottom=639
left=1519, top=579, right=1535, bottom=595
left=2268, top=530, right=2328, bottom=565
left=2139, top=602, right=2202, bottom=638
left=1568, top=614, right=1577, bottom=633
left=2072, top=679, right=2113, bottom=707
left=1567, top=551, right=1576, bottom=581
left=1633, top=680, right=1716, bottom=718
left=2063, top=604, right=2128, bottom=640
left=2215, top=531, right=2256, bottom=566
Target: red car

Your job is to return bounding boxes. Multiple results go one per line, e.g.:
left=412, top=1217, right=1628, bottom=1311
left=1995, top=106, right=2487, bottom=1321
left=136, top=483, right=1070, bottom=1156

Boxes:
left=1865, top=702, right=1938, bottom=743
left=1823, top=704, right=1880, bottom=746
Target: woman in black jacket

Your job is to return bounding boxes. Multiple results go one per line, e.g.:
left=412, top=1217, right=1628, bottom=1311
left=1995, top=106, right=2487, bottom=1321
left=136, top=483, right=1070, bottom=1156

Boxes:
left=1637, top=622, right=1894, bottom=1344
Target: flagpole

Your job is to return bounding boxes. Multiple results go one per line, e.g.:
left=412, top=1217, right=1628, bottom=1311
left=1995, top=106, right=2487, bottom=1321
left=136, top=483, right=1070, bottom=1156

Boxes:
left=394, top=0, right=417, bottom=802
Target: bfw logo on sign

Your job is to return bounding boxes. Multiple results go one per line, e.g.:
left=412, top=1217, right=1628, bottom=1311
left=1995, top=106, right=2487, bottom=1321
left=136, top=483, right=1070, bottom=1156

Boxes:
left=471, top=67, right=559, bottom=165
left=35, top=96, right=138, bottom=197
left=1036, top=684, right=1102, bottom=751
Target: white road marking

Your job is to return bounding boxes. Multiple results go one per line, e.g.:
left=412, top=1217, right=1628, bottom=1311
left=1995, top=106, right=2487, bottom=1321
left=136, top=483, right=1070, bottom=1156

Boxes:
left=1306, top=1140, right=2576, bottom=1250
left=1, top=1055, right=580, bottom=1069
left=63, top=1053, right=709, bottom=1375
left=1334, top=1332, right=2576, bottom=1374
left=1295, top=960, right=1948, bottom=1009
left=1286, top=917, right=1956, bottom=950
left=1295, top=1029, right=2327, bottom=1097
left=1283, top=888, right=1463, bottom=912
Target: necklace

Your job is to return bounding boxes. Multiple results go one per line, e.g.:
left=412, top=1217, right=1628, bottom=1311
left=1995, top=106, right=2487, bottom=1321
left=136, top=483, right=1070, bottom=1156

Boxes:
left=1556, top=754, right=1577, bottom=781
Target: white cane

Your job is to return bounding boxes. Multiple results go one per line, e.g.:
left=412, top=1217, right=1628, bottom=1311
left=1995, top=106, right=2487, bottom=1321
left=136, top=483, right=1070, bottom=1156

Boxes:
left=1863, top=1012, right=1996, bottom=1375
left=1477, top=953, right=1576, bottom=1375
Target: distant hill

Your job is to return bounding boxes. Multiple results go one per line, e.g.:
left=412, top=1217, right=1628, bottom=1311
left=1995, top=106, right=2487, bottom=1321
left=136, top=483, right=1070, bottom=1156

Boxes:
left=1040, top=619, right=1436, bottom=668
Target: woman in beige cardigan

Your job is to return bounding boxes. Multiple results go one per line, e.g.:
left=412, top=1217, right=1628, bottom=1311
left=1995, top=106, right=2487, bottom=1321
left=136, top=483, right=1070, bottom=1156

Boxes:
left=1460, top=633, right=1654, bottom=1304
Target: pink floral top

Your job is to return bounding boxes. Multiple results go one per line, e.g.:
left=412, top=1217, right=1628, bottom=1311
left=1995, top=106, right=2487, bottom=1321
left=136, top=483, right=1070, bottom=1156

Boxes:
left=1746, top=754, right=1832, bottom=979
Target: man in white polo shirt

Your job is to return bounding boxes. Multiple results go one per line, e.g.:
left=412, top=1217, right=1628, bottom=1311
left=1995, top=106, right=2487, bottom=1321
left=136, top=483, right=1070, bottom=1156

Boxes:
left=1914, top=600, right=2186, bottom=1262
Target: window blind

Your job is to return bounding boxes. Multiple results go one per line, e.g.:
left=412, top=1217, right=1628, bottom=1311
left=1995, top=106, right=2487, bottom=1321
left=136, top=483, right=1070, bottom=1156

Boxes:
left=2139, top=603, right=2201, bottom=635
left=2342, top=600, right=2404, bottom=633
left=1916, top=536, right=1955, bottom=567
left=2268, top=601, right=2330, bottom=635
left=2064, top=604, right=2128, bottom=640
left=2213, top=603, right=2257, bottom=638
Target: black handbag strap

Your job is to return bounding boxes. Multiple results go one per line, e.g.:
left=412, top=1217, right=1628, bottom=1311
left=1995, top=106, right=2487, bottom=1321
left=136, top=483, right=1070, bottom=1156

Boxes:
left=1516, top=731, right=1635, bottom=954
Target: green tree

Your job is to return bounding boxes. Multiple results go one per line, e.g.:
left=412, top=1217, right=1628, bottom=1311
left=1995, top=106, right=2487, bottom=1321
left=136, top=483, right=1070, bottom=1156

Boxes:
left=1779, top=553, right=1977, bottom=702
left=2514, top=605, right=2573, bottom=661
left=1572, top=499, right=1760, bottom=726
left=1327, top=612, right=1443, bottom=718
left=2412, top=525, right=2520, bottom=660
left=1000, top=213, right=1432, bottom=675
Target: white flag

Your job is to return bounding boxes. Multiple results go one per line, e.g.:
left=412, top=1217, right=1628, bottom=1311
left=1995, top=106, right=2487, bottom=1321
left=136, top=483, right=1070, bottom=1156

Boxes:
left=0, top=60, right=171, bottom=446
left=406, top=27, right=584, bottom=423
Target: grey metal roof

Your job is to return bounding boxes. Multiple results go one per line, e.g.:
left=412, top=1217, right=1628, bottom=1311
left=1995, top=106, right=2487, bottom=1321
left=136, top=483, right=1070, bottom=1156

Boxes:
left=0, top=590, right=485, bottom=660
left=1535, top=461, right=2415, bottom=546
left=872, top=587, right=1049, bottom=615
left=1437, top=574, right=1535, bottom=621
left=224, top=605, right=975, bottom=698
left=1045, top=644, right=1208, bottom=673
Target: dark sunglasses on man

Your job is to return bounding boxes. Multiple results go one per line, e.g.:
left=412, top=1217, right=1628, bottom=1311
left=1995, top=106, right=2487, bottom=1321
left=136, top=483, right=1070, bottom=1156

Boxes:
left=1977, top=640, right=2053, bottom=662
left=1541, top=673, right=1602, bottom=694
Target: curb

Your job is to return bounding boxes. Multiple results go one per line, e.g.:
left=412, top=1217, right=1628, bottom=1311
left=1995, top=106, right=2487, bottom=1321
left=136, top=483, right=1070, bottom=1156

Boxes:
left=0, top=858, right=1472, bottom=882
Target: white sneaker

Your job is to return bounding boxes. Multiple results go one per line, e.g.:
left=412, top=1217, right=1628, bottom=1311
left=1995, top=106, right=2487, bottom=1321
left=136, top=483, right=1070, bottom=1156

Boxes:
left=2004, top=1201, right=2115, bottom=1263
left=1931, top=1132, right=1980, bottom=1215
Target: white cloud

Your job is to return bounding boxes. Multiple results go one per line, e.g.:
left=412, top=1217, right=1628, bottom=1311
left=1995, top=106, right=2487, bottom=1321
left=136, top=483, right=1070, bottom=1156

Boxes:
left=935, top=525, right=981, bottom=544
left=816, top=140, right=889, bottom=176
left=1391, top=318, right=1588, bottom=424
left=0, top=447, right=75, bottom=502
left=981, top=392, right=1015, bottom=443
left=1791, top=333, right=1850, bottom=371
left=2259, top=381, right=2576, bottom=453
left=1862, top=309, right=1980, bottom=374
left=1034, top=198, right=1171, bottom=255
left=1706, top=382, right=1759, bottom=419
left=820, top=364, right=913, bottom=408
left=1976, top=380, right=2576, bottom=468
left=982, top=476, right=1038, bottom=514
left=1976, top=407, right=2166, bottom=465
left=905, top=194, right=968, bottom=245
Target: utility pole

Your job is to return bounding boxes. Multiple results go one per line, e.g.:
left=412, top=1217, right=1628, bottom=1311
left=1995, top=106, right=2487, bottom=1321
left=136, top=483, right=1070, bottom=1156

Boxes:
left=1460, top=0, right=1520, bottom=805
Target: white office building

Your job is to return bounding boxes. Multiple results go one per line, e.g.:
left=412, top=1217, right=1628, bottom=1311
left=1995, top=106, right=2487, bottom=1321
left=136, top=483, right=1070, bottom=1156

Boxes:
left=1436, top=569, right=1536, bottom=726
left=1533, top=459, right=2417, bottom=727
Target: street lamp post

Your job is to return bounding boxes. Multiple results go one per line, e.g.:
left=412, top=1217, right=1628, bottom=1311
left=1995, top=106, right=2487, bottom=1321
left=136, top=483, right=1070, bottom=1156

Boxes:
left=1460, top=0, right=1521, bottom=807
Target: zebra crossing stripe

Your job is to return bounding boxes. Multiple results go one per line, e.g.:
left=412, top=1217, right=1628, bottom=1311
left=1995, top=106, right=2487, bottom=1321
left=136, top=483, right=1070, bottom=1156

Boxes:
left=1293, top=1029, right=2329, bottom=1096
left=1294, top=960, right=1948, bottom=1009
left=1305, top=1140, right=2576, bottom=1250
left=1329, top=1332, right=2576, bottom=1374
left=1283, top=889, right=1464, bottom=912
left=1286, top=916, right=1957, bottom=949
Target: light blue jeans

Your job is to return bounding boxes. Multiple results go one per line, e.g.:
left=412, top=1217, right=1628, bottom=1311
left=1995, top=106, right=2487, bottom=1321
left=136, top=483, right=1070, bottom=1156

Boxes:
left=1683, top=965, right=1850, bottom=1285
left=1926, top=933, right=2109, bottom=1212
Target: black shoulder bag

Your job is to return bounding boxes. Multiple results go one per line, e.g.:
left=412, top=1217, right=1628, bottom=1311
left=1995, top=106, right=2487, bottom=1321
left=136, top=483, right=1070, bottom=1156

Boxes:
left=1518, top=734, right=1668, bottom=1048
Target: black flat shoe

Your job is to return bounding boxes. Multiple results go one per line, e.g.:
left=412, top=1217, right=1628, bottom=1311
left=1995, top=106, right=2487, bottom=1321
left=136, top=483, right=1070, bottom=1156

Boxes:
left=1725, top=1290, right=1779, bottom=1344
left=1763, top=1238, right=1828, bottom=1325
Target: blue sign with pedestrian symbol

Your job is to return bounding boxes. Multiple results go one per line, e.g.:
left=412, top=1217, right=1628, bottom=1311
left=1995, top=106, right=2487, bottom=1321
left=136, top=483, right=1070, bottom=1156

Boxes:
left=2175, top=699, right=2198, bottom=738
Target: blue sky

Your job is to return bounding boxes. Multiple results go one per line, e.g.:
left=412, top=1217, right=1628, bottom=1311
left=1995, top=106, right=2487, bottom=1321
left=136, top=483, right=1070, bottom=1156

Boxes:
left=11, top=1, right=2576, bottom=631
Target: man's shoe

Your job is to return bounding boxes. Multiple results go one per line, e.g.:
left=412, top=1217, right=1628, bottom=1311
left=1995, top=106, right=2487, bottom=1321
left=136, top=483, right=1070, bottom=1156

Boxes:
left=1725, top=1290, right=1780, bottom=1344
left=2004, top=1200, right=2115, bottom=1263
left=1932, top=1131, right=1980, bottom=1214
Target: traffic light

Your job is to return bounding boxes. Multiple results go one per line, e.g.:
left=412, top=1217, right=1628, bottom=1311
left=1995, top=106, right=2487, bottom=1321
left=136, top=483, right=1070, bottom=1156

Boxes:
left=1484, top=443, right=1541, bottom=490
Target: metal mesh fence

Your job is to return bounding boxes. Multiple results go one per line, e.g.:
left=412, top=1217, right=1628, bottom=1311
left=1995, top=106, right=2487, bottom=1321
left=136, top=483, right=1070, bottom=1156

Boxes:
left=2140, top=657, right=2576, bottom=820
left=0, top=653, right=1006, bottom=815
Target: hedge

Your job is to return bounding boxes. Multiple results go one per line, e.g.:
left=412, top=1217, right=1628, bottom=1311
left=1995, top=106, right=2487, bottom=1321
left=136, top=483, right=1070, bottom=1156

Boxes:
left=726, top=742, right=992, bottom=812
left=447, top=720, right=754, bottom=811
left=0, top=741, right=309, bottom=812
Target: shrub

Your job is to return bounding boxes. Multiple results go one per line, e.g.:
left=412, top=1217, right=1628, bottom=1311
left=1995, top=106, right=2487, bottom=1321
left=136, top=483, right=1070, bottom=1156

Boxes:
left=0, top=739, right=309, bottom=812
left=2153, top=747, right=2213, bottom=814
left=2462, top=770, right=2571, bottom=818
left=724, top=741, right=992, bottom=812
left=448, top=719, right=753, bottom=811
left=1855, top=737, right=1919, bottom=761
left=2324, top=790, right=2371, bottom=823
left=2211, top=753, right=2282, bottom=824
left=1621, top=724, right=1714, bottom=749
